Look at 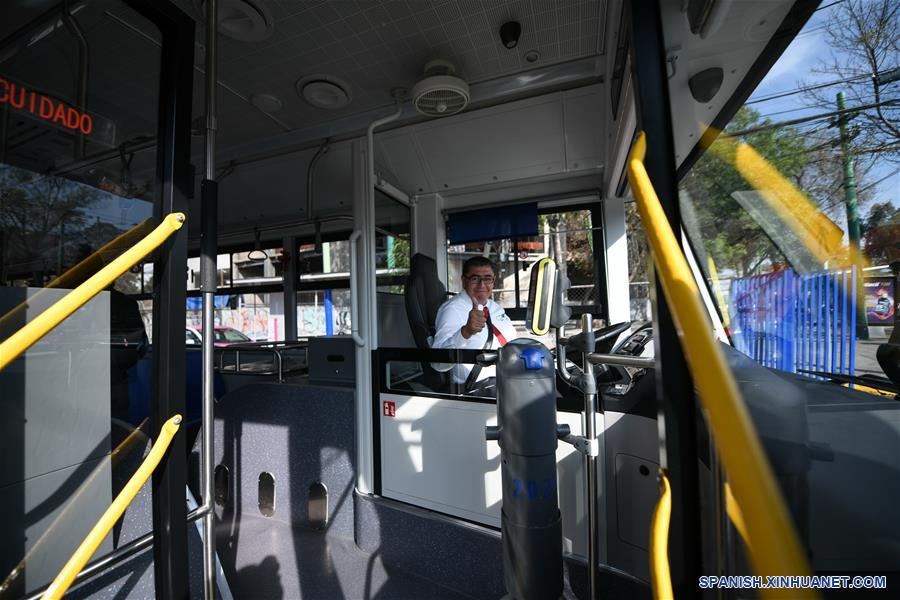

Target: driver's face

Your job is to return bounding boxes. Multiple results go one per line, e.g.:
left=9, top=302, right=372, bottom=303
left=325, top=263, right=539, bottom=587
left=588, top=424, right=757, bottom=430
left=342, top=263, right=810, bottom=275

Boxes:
left=462, top=265, right=495, bottom=306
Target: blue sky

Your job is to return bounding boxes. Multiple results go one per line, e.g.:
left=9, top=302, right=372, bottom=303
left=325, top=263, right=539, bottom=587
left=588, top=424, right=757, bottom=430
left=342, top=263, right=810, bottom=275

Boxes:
left=746, top=0, right=899, bottom=216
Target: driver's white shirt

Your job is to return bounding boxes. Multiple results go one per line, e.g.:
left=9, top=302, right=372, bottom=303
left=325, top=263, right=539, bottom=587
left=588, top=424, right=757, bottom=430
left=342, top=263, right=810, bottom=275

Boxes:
left=430, top=293, right=517, bottom=383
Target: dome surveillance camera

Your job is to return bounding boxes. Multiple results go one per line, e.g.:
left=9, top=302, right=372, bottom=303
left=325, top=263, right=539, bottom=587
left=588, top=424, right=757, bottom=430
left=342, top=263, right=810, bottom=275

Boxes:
left=500, top=21, right=521, bottom=49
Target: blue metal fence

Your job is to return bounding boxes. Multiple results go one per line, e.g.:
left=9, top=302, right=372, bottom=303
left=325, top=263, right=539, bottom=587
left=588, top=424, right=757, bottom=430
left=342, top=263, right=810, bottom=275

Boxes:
left=730, top=266, right=856, bottom=376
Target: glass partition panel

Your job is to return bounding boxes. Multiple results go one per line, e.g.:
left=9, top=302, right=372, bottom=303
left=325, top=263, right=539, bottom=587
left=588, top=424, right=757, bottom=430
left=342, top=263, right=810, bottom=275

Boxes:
left=662, top=0, right=899, bottom=578
left=385, top=357, right=498, bottom=399
left=0, top=2, right=163, bottom=596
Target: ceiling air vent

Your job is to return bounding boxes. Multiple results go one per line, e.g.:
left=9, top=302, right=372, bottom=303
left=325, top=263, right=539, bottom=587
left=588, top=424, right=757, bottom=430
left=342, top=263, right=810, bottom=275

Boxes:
left=296, top=74, right=353, bottom=110
left=195, top=0, right=274, bottom=42
left=411, top=59, right=470, bottom=118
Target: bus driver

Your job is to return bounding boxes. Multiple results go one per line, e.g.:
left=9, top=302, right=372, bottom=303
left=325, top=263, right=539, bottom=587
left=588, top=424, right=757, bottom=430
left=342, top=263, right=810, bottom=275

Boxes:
left=431, top=256, right=517, bottom=393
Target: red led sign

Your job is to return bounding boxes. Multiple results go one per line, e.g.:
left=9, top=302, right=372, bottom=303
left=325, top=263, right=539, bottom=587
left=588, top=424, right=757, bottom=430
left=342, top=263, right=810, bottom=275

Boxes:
left=0, top=78, right=93, bottom=134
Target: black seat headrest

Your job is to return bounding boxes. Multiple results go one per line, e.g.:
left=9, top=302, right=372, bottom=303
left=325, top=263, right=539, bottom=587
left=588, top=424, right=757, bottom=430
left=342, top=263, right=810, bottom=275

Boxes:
left=404, top=253, right=448, bottom=350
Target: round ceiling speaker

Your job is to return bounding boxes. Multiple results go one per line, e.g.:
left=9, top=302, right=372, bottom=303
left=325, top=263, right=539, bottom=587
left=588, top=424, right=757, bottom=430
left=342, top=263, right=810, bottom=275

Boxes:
left=296, top=74, right=353, bottom=110
left=411, top=59, right=470, bottom=118
left=195, top=0, right=274, bottom=42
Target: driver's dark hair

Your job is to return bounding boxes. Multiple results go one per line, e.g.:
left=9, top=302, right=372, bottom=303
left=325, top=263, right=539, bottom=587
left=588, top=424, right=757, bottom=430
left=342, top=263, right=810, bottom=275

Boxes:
left=462, top=256, right=497, bottom=277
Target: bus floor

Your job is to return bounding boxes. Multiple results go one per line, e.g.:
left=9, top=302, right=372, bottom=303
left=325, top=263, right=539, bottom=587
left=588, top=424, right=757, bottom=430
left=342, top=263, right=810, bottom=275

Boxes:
left=213, top=510, right=651, bottom=600
left=215, top=512, right=472, bottom=599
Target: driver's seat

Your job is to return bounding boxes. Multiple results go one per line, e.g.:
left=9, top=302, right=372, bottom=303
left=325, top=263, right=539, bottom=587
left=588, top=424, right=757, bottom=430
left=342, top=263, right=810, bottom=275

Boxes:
left=404, top=253, right=449, bottom=391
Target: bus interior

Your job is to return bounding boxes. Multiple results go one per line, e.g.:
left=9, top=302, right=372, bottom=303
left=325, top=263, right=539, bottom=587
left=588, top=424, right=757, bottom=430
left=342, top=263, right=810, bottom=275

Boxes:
left=1, top=0, right=898, bottom=599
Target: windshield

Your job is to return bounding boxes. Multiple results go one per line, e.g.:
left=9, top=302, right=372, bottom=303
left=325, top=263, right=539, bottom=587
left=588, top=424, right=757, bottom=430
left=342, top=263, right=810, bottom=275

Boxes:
left=676, top=1, right=898, bottom=380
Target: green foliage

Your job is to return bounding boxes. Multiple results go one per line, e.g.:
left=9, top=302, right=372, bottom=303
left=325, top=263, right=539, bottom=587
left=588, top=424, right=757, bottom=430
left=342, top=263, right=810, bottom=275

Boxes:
left=682, top=107, right=813, bottom=277
left=862, top=201, right=900, bottom=264
left=391, top=234, right=410, bottom=269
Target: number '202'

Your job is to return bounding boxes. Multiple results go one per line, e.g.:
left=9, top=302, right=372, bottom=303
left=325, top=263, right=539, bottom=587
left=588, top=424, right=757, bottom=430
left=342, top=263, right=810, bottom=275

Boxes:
left=511, top=479, right=555, bottom=500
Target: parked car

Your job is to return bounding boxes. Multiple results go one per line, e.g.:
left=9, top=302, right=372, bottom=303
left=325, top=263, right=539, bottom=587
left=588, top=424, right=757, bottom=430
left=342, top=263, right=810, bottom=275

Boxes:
left=185, top=326, right=252, bottom=347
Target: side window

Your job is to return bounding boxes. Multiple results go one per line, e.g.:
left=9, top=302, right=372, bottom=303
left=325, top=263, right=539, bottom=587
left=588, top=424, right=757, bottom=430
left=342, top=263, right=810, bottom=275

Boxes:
left=296, top=240, right=352, bottom=337
left=375, top=190, right=411, bottom=294
left=446, top=206, right=604, bottom=345
left=626, top=200, right=652, bottom=321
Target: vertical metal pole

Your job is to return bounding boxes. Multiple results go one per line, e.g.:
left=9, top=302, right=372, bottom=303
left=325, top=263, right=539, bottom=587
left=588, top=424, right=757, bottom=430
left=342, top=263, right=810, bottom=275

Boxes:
left=802, top=276, right=808, bottom=372
left=150, top=4, right=193, bottom=596
left=61, top=0, right=88, bottom=159
left=629, top=2, right=703, bottom=594
left=841, top=270, right=848, bottom=374
left=831, top=274, right=838, bottom=374
left=776, top=274, right=782, bottom=370
left=850, top=266, right=856, bottom=377
left=324, top=289, right=334, bottom=336
left=200, top=1, right=218, bottom=599
left=837, top=91, right=868, bottom=340
left=766, top=278, right=772, bottom=367
left=579, top=312, right=599, bottom=600
left=283, top=235, right=298, bottom=341
left=815, top=275, right=821, bottom=374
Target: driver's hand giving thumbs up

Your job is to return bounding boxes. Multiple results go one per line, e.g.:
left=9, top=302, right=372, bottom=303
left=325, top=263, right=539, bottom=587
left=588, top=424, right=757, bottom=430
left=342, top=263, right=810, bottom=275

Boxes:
left=461, top=298, right=487, bottom=339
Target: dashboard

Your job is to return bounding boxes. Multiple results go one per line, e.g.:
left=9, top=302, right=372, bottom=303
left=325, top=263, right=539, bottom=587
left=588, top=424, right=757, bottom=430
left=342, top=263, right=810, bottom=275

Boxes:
left=602, top=323, right=654, bottom=397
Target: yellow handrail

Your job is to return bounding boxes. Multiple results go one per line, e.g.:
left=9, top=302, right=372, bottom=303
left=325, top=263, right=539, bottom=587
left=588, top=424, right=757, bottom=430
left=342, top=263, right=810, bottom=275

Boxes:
left=0, top=218, right=156, bottom=337
left=42, top=415, right=182, bottom=600
left=0, top=213, right=185, bottom=371
left=649, top=469, right=673, bottom=600
left=725, top=482, right=751, bottom=555
left=627, top=133, right=815, bottom=598
left=0, top=420, right=149, bottom=595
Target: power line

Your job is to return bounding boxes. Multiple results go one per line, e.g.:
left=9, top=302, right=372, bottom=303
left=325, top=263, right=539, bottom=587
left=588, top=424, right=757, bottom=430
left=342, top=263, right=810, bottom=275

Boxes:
left=815, top=0, right=848, bottom=11
left=858, top=169, right=899, bottom=194
left=795, top=24, right=829, bottom=39
left=746, top=72, right=876, bottom=105
left=754, top=90, right=887, bottom=120
left=727, top=98, right=900, bottom=137
left=756, top=103, right=836, bottom=120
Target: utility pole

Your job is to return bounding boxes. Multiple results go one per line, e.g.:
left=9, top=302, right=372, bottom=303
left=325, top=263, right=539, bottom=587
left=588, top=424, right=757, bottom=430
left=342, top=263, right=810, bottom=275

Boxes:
left=836, top=91, right=869, bottom=340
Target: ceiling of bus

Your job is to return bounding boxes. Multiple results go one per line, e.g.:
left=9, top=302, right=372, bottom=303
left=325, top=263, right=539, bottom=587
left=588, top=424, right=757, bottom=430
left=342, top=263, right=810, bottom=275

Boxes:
left=3, top=0, right=614, bottom=243
left=172, top=0, right=609, bottom=150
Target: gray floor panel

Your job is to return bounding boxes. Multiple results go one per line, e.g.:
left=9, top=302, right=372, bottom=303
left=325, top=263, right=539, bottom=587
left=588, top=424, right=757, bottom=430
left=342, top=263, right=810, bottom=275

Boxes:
left=217, top=514, right=472, bottom=600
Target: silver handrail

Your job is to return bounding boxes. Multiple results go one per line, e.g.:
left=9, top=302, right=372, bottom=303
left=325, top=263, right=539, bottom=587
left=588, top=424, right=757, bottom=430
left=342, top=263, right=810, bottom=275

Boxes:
left=586, top=353, right=655, bottom=369
left=349, top=230, right=365, bottom=347
left=214, top=341, right=307, bottom=382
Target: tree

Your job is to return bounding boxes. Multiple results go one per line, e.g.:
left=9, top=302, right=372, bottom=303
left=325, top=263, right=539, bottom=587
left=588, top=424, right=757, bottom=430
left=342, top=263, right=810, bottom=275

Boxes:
left=0, top=165, right=93, bottom=283
left=808, top=0, right=899, bottom=166
left=861, top=201, right=900, bottom=264
left=682, top=107, right=812, bottom=277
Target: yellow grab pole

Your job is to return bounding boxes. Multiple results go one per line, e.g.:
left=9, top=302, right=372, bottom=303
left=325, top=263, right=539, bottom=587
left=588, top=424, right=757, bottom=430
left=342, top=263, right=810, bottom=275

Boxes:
left=0, top=213, right=184, bottom=371
left=725, top=482, right=751, bottom=556
left=627, top=133, right=815, bottom=598
left=0, top=420, right=149, bottom=596
left=649, top=469, right=673, bottom=600
left=42, top=415, right=183, bottom=600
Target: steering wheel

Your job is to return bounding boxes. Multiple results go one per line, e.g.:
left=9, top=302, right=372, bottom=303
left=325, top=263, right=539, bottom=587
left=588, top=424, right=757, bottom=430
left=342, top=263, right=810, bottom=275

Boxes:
left=556, top=321, right=632, bottom=388
left=564, top=321, right=632, bottom=352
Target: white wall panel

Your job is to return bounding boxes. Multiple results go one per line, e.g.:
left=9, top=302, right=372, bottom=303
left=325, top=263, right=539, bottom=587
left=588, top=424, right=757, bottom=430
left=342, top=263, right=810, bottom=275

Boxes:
left=563, top=85, right=604, bottom=173
left=411, top=98, right=565, bottom=190
left=376, top=131, right=434, bottom=194
left=379, top=393, right=594, bottom=557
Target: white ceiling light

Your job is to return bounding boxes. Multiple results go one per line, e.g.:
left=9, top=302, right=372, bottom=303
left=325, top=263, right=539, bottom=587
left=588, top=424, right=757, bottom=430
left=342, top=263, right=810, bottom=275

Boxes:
left=195, top=0, right=274, bottom=42
left=296, top=74, right=353, bottom=110
left=412, top=59, right=470, bottom=118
